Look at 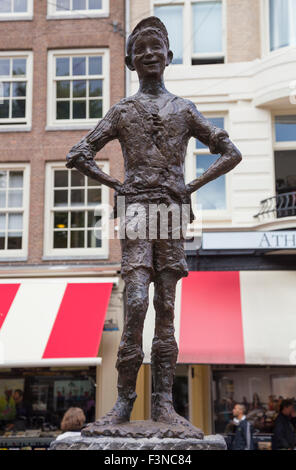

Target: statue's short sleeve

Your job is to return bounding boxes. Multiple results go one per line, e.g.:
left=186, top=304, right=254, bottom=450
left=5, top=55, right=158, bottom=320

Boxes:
left=186, top=100, right=229, bottom=154
left=66, top=105, right=120, bottom=168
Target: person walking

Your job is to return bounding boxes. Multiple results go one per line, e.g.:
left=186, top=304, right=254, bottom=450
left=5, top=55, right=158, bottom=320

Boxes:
left=272, top=399, right=296, bottom=450
left=228, top=403, right=254, bottom=450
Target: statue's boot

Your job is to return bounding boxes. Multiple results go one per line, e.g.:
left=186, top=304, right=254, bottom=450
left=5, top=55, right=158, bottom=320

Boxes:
left=83, top=344, right=143, bottom=432
left=150, top=336, right=203, bottom=437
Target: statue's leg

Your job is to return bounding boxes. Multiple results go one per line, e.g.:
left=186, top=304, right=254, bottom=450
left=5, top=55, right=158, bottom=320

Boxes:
left=94, top=267, right=151, bottom=425
left=151, top=270, right=194, bottom=427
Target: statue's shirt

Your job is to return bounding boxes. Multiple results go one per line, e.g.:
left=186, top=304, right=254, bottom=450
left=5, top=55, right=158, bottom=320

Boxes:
left=67, top=93, right=228, bottom=207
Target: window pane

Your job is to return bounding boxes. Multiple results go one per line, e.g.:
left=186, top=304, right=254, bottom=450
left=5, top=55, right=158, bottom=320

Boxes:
left=71, top=170, right=84, bottom=186
left=8, top=213, right=23, bottom=230
left=56, top=57, right=69, bottom=76
left=7, top=232, right=22, bottom=249
left=0, top=0, right=11, bottom=12
left=57, top=101, right=70, bottom=119
left=89, top=99, right=102, bottom=118
left=71, top=189, right=84, bottom=205
left=9, top=171, right=23, bottom=188
left=89, top=79, right=102, bottom=97
left=89, top=0, right=102, bottom=9
left=88, top=188, right=101, bottom=205
left=0, top=171, right=7, bottom=188
left=73, top=100, right=86, bottom=119
left=54, top=189, right=68, bottom=206
left=73, top=80, right=86, bottom=97
left=87, top=211, right=101, bottom=228
left=0, top=233, right=5, bottom=249
left=71, top=230, right=84, bottom=248
left=269, top=0, right=296, bottom=51
left=14, top=0, right=27, bottom=13
left=54, top=170, right=68, bottom=187
left=0, top=214, right=5, bottom=230
left=196, top=117, right=224, bottom=149
left=275, top=150, right=296, bottom=193
left=57, top=80, right=70, bottom=98
left=87, top=229, right=101, bottom=247
left=154, top=5, right=183, bottom=64
left=275, top=115, right=296, bottom=142
left=73, top=0, right=86, bottom=9
left=0, top=82, right=10, bottom=97
left=56, top=0, right=70, bottom=11
left=54, top=211, right=68, bottom=229
left=12, top=82, right=26, bottom=97
left=196, top=154, right=226, bottom=210
left=8, top=190, right=23, bottom=207
left=89, top=56, right=102, bottom=75
left=54, top=230, right=67, bottom=248
left=87, top=176, right=99, bottom=187
left=72, top=57, right=86, bottom=76
left=0, top=190, right=6, bottom=208
left=193, top=1, right=223, bottom=54
left=0, top=100, right=9, bottom=118
left=12, top=58, right=26, bottom=76
left=12, top=99, right=26, bottom=118
left=0, top=59, right=10, bottom=76
left=71, top=211, right=85, bottom=228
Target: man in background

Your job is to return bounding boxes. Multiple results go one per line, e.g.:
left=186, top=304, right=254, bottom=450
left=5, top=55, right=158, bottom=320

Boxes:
left=226, top=403, right=254, bottom=450
left=272, top=399, right=296, bottom=450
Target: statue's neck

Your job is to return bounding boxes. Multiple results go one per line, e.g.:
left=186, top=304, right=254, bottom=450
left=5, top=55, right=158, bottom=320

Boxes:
left=138, top=77, right=168, bottom=96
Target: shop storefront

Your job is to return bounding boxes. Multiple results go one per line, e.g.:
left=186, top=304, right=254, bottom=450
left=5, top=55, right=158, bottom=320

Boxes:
left=0, top=276, right=122, bottom=449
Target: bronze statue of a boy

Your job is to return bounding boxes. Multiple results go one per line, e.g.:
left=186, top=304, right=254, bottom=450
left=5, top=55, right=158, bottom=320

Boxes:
left=66, top=17, right=241, bottom=428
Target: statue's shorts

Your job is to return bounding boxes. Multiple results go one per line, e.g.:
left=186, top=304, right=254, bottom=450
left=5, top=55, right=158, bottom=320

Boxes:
left=119, top=201, right=189, bottom=281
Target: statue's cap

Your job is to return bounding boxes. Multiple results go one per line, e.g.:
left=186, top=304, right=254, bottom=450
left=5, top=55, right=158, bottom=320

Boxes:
left=126, top=16, right=169, bottom=57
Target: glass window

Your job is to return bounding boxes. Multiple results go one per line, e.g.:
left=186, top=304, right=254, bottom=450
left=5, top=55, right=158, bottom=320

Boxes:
left=195, top=117, right=226, bottom=211
left=275, top=115, right=296, bottom=142
left=50, top=0, right=106, bottom=16
left=0, top=168, right=26, bottom=252
left=192, top=1, right=223, bottom=54
left=50, top=51, right=105, bottom=124
left=269, top=0, right=296, bottom=51
left=154, top=5, right=183, bottom=64
left=0, top=0, right=30, bottom=15
left=0, top=55, right=29, bottom=126
left=50, top=167, right=105, bottom=251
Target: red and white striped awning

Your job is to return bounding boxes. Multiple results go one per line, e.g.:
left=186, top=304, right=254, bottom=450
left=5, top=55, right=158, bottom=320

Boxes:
left=0, top=278, right=115, bottom=368
left=143, top=271, right=296, bottom=366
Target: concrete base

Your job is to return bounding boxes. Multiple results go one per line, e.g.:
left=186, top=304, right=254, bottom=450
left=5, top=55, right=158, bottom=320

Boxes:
left=50, top=432, right=226, bottom=450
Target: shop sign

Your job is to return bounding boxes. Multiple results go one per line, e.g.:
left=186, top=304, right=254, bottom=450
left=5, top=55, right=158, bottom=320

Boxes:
left=202, top=231, right=296, bottom=250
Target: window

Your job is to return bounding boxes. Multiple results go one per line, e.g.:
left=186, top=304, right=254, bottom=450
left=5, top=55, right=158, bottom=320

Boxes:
left=195, top=117, right=227, bottom=211
left=269, top=0, right=296, bottom=51
left=154, top=0, right=225, bottom=66
left=47, top=49, right=109, bottom=129
left=47, top=0, right=109, bottom=19
left=44, top=163, right=109, bottom=257
left=0, top=0, right=33, bottom=20
left=0, top=52, right=33, bottom=129
left=273, top=116, right=296, bottom=216
left=0, top=164, right=30, bottom=258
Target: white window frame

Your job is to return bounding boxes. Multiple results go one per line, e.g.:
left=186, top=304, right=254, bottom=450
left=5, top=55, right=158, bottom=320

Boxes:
left=0, top=0, right=33, bottom=21
left=0, top=163, right=30, bottom=259
left=44, top=162, right=109, bottom=258
left=185, top=112, right=231, bottom=222
left=152, top=0, right=226, bottom=66
left=0, top=51, right=33, bottom=131
left=47, top=0, right=109, bottom=19
left=261, top=0, right=296, bottom=56
left=47, top=48, right=109, bottom=130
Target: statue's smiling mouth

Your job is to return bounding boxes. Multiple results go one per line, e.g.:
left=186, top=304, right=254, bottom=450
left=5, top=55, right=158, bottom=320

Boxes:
left=143, top=61, right=159, bottom=65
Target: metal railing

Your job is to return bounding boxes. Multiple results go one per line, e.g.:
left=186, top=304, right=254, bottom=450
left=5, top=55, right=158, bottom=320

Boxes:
left=254, top=191, right=296, bottom=220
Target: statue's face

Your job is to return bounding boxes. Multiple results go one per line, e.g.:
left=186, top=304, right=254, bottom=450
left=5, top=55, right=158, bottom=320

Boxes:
left=130, top=31, right=172, bottom=79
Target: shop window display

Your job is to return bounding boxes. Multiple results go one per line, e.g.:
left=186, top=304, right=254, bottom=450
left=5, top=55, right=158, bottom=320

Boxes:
left=212, top=366, right=296, bottom=450
left=0, top=367, right=96, bottom=449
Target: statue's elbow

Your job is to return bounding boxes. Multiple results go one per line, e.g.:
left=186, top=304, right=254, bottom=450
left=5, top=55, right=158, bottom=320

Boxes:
left=233, top=148, right=242, bottom=166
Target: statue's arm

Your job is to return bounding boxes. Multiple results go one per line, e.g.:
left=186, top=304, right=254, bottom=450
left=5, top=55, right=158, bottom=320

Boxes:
left=186, top=102, right=242, bottom=194
left=66, top=106, right=123, bottom=191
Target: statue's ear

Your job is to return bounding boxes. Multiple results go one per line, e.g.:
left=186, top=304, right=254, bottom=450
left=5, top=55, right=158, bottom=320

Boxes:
left=166, top=50, right=173, bottom=66
left=125, top=55, right=135, bottom=71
